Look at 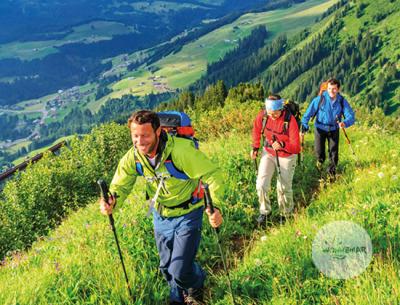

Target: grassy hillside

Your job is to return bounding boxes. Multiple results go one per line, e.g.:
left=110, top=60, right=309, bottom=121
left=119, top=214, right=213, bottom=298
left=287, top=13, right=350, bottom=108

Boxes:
left=0, top=99, right=399, bottom=304
left=210, top=110, right=400, bottom=304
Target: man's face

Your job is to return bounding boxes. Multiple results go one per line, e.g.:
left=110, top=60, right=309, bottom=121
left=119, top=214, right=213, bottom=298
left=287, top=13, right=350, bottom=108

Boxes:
left=130, top=122, right=161, bottom=156
left=267, top=109, right=282, bottom=120
left=327, top=83, right=339, bottom=99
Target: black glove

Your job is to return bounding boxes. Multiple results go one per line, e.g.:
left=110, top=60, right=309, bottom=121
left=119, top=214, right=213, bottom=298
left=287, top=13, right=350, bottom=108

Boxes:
left=301, top=125, right=309, bottom=133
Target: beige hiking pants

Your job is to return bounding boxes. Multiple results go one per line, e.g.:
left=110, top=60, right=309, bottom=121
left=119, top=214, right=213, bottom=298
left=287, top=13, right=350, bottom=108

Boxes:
left=256, top=150, right=297, bottom=216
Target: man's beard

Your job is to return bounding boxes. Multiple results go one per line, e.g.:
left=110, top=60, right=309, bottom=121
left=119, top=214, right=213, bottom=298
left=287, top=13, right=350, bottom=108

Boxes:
left=146, top=135, right=158, bottom=155
left=137, top=134, right=159, bottom=156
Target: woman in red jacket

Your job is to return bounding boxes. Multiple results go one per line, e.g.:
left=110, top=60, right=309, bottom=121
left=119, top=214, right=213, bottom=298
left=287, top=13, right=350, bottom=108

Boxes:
left=251, top=94, right=300, bottom=226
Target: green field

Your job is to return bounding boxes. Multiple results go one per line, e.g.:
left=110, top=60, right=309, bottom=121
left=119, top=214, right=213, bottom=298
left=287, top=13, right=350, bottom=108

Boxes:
left=11, top=136, right=74, bottom=165
left=0, top=21, right=135, bottom=61
left=128, top=1, right=202, bottom=13
left=101, top=0, right=337, bottom=105
left=6, top=140, right=32, bottom=155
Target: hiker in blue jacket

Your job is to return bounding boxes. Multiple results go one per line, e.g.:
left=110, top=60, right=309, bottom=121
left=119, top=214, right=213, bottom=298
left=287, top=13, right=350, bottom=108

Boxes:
left=301, top=78, right=355, bottom=178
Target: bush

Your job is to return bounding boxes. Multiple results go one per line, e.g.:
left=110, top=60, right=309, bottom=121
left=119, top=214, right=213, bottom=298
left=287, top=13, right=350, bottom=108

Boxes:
left=0, top=123, right=131, bottom=259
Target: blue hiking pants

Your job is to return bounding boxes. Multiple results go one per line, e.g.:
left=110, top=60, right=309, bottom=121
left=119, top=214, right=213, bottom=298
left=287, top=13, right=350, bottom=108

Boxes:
left=153, top=207, right=206, bottom=303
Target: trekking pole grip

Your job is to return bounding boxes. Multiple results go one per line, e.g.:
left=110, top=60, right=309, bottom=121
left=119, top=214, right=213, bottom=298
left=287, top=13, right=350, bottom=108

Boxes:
left=97, top=179, right=110, bottom=202
left=202, top=183, right=214, bottom=214
left=202, top=183, right=221, bottom=233
left=336, top=116, right=351, bottom=144
left=272, top=134, right=278, bottom=148
left=97, top=179, right=115, bottom=225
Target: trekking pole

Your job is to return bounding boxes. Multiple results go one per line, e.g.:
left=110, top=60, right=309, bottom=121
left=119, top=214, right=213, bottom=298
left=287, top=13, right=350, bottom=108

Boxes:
left=336, top=116, right=359, bottom=165
left=97, top=179, right=134, bottom=302
left=202, top=184, right=237, bottom=305
left=272, top=135, right=287, bottom=225
left=299, top=132, right=304, bottom=167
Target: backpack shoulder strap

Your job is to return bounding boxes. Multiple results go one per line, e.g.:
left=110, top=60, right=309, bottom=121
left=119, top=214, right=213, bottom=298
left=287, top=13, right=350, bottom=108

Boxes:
left=261, top=110, right=268, bottom=135
left=339, top=94, right=346, bottom=120
left=260, top=110, right=269, bottom=147
left=164, top=153, right=190, bottom=180
left=311, top=94, right=325, bottom=122
left=135, top=160, right=144, bottom=176
left=133, top=149, right=144, bottom=176
left=283, top=109, right=291, bottom=133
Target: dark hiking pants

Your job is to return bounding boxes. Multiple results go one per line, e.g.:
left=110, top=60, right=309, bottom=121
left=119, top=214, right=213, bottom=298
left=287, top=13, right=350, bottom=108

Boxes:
left=153, top=207, right=205, bottom=303
left=314, top=127, right=340, bottom=175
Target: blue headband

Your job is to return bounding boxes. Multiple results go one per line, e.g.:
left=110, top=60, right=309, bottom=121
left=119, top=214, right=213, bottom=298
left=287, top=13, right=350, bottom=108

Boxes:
left=265, top=98, right=284, bottom=111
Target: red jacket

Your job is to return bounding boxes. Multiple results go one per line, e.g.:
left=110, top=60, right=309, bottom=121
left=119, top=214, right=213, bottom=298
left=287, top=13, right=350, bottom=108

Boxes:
left=252, top=109, right=300, bottom=157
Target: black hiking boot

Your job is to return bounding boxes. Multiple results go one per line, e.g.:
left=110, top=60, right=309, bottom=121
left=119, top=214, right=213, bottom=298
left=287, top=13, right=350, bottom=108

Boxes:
left=256, top=214, right=268, bottom=227
left=279, top=214, right=290, bottom=225
left=327, top=173, right=336, bottom=183
left=183, top=287, right=204, bottom=305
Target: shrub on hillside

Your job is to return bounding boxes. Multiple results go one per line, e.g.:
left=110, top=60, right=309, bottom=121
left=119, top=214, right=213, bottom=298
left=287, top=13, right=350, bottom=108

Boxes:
left=191, top=99, right=261, bottom=141
left=0, top=123, right=131, bottom=259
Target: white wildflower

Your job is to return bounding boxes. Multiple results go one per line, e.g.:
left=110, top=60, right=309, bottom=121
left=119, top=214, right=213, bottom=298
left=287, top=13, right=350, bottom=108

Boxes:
left=254, top=259, right=262, bottom=266
left=261, top=235, right=267, bottom=242
left=378, top=172, right=384, bottom=179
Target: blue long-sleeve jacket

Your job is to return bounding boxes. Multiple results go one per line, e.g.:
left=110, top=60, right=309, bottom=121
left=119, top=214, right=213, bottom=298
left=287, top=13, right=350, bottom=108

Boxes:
left=301, top=91, right=355, bottom=132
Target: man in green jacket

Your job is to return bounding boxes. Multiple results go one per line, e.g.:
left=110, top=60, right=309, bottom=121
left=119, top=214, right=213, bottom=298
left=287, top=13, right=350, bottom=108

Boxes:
left=99, top=110, right=224, bottom=305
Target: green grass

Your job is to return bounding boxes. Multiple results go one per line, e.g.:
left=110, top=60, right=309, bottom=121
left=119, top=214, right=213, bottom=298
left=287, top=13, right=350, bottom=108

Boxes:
left=0, top=21, right=135, bottom=61
left=6, top=140, right=32, bottom=155
left=67, top=21, right=134, bottom=41
left=14, top=112, right=42, bottom=121
left=16, top=94, right=55, bottom=112
left=1, top=104, right=398, bottom=304
left=0, top=76, right=17, bottom=83
left=0, top=40, right=59, bottom=61
left=128, top=1, right=203, bottom=13
left=210, top=123, right=400, bottom=304
left=7, top=82, right=97, bottom=123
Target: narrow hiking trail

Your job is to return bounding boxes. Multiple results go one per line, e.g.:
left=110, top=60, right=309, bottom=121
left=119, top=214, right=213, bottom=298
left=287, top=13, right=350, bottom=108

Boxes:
left=201, top=132, right=325, bottom=304
left=207, top=124, right=400, bottom=304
